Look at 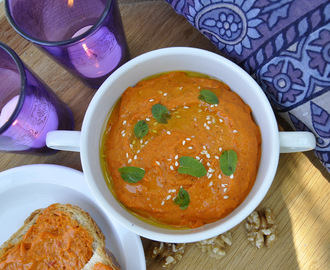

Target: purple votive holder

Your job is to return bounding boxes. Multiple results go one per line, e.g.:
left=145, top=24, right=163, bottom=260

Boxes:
left=0, top=42, right=74, bottom=154
left=5, top=0, right=130, bottom=89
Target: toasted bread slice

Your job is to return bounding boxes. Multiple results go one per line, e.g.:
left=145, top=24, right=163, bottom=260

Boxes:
left=0, top=203, right=120, bottom=270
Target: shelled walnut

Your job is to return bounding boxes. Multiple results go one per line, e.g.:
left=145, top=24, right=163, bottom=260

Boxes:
left=145, top=241, right=186, bottom=268
left=196, top=231, right=232, bottom=259
left=245, top=208, right=277, bottom=248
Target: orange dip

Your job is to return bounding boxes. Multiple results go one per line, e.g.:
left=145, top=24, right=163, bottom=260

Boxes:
left=102, top=72, right=261, bottom=228
left=0, top=204, right=94, bottom=269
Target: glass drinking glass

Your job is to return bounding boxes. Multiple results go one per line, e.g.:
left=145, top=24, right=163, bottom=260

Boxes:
left=0, top=42, right=74, bottom=154
left=5, top=0, right=130, bottom=88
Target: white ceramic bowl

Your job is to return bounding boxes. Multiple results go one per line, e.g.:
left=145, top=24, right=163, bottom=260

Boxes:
left=47, top=47, right=315, bottom=243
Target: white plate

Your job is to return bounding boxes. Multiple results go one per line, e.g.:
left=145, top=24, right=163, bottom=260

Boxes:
left=0, top=164, right=146, bottom=270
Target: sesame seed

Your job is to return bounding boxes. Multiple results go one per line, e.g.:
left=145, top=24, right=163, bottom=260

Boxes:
left=182, top=140, right=186, bottom=145
left=128, top=159, right=132, bottom=163
left=149, top=99, right=154, bottom=102
left=175, top=155, right=179, bottom=160
left=164, top=93, right=168, bottom=96
left=206, top=153, right=211, bottom=158
left=167, top=159, right=172, bottom=161
left=140, top=139, right=143, bottom=144
left=198, top=86, right=201, bottom=89
left=188, top=146, right=193, bottom=150
left=170, top=166, right=174, bottom=170
left=221, top=184, right=226, bottom=187
left=121, top=130, right=125, bottom=134
left=219, top=119, right=223, bottom=123
left=207, top=121, right=212, bottom=125
left=206, top=116, right=211, bottom=120
left=205, top=126, right=210, bottom=130
left=230, top=174, right=234, bottom=179
left=123, top=120, right=127, bottom=125
left=122, top=133, right=125, bottom=137
left=146, top=118, right=150, bottom=121
left=179, top=87, right=183, bottom=90
left=203, top=146, right=207, bottom=150
left=161, top=201, right=165, bottom=205
left=210, top=105, right=214, bottom=108
left=207, top=162, right=211, bottom=166
left=152, top=130, right=157, bottom=133
left=176, top=115, right=181, bottom=118
left=219, top=147, right=222, bottom=152
left=130, top=144, right=133, bottom=149
left=215, top=156, right=219, bottom=159
left=233, top=130, right=238, bottom=133
left=156, top=161, right=160, bottom=166
left=167, top=131, right=171, bottom=135
left=126, top=153, right=129, bottom=158
left=223, top=196, right=229, bottom=199
left=198, top=109, right=203, bottom=112
left=166, top=195, right=171, bottom=200
left=175, top=161, right=179, bottom=166
left=194, top=117, right=197, bottom=121
left=218, top=174, right=222, bottom=179
left=196, top=156, right=200, bottom=160
left=186, top=138, right=191, bottom=141
left=207, top=174, right=212, bottom=179
left=183, top=106, right=189, bottom=109
left=191, top=135, right=195, bottom=138
left=144, top=140, right=148, bottom=145
left=224, top=188, right=227, bottom=192
left=172, top=189, right=176, bottom=192
left=209, top=181, right=213, bottom=187
left=134, top=155, right=137, bottom=160
left=137, top=149, right=140, bottom=153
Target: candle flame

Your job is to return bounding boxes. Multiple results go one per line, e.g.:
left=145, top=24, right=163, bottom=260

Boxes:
left=82, top=43, right=100, bottom=68
left=68, top=0, right=74, bottom=8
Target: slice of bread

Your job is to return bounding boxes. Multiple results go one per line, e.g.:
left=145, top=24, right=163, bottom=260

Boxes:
left=0, top=203, right=121, bottom=270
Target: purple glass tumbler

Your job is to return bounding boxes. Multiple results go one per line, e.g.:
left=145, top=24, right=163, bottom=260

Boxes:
left=5, top=0, right=130, bottom=89
left=0, top=42, right=74, bottom=154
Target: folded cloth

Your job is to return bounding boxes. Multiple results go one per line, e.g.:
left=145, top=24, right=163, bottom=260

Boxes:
left=165, top=0, right=330, bottom=172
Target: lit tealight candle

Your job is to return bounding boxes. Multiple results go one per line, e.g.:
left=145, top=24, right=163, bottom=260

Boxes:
left=0, top=94, right=58, bottom=148
left=68, top=25, right=122, bottom=79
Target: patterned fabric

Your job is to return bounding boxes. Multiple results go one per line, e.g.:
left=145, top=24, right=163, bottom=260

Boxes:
left=165, top=0, right=330, bottom=172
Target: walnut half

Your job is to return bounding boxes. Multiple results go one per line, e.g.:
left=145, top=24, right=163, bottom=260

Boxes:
left=245, top=208, right=277, bottom=248
left=196, top=231, right=232, bottom=259
left=146, top=242, right=186, bottom=268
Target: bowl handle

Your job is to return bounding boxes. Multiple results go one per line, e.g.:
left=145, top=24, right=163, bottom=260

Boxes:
left=279, top=131, right=316, bottom=153
left=46, top=131, right=81, bottom=152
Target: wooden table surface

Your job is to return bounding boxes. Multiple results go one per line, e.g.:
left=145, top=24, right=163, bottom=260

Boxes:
left=0, top=1, right=329, bottom=269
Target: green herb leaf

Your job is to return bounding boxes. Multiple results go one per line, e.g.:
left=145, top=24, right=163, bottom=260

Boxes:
left=174, top=188, right=190, bottom=210
left=198, top=89, right=219, bottom=104
left=118, top=166, right=145, bottom=183
left=178, top=156, right=207, bottom=177
left=134, top=120, right=149, bottom=139
left=151, top=104, right=171, bottom=124
left=219, top=150, right=238, bottom=176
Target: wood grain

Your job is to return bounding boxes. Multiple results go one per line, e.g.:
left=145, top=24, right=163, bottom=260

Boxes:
left=0, top=1, right=329, bottom=269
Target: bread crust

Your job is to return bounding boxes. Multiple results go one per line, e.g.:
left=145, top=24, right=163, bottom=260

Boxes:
left=0, top=203, right=120, bottom=270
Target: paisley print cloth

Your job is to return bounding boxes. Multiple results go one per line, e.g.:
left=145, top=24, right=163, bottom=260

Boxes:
left=165, top=0, right=330, bottom=172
